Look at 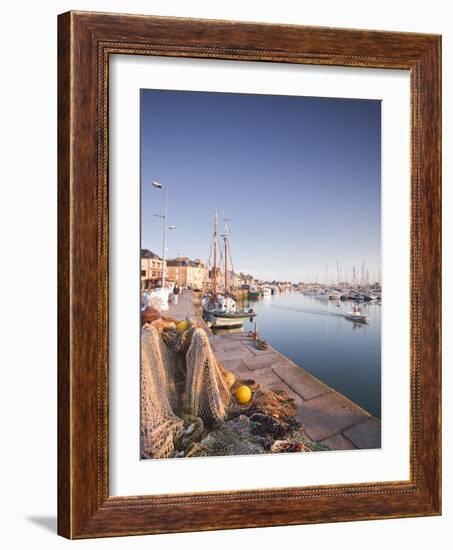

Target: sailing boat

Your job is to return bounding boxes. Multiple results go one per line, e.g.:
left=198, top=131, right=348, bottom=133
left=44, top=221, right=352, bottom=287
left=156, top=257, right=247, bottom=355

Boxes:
left=202, top=213, right=256, bottom=329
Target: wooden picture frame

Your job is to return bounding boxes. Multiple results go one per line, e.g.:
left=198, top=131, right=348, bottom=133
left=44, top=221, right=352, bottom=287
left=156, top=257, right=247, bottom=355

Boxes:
left=58, top=11, right=441, bottom=539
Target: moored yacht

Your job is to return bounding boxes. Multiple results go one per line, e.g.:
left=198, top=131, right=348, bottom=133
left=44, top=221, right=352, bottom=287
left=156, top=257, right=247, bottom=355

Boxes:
left=202, top=213, right=256, bottom=329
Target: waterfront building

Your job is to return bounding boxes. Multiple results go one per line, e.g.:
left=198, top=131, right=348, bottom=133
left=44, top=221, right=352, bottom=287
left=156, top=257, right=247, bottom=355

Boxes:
left=141, top=249, right=164, bottom=290
left=166, top=257, right=208, bottom=290
left=237, top=272, right=256, bottom=287
left=231, top=271, right=242, bottom=289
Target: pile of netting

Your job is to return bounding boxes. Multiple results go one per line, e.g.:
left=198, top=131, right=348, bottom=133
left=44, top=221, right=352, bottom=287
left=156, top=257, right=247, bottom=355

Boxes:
left=141, top=318, right=328, bottom=459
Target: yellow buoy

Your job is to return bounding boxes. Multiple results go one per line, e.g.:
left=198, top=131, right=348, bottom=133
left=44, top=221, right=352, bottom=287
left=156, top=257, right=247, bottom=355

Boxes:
left=225, top=372, right=235, bottom=388
left=176, top=320, right=189, bottom=333
left=235, top=385, right=252, bottom=404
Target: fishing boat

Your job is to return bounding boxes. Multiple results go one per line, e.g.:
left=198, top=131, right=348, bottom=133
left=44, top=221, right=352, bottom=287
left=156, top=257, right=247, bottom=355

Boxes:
left=345, top=306, right=368, bottom=324
left=328, top=290, right=343, bottom=300
left=247, top=284, right=260, bottom=300
left=202, top=294, right=256, bottom=328
left=202, top=213, right=256, bottom=329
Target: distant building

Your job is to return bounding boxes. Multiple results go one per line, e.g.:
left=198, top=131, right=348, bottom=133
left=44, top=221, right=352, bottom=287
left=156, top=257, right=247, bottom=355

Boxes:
left=237, top=272, right=256, bottom=287
left=141, top=249, right=163, bottom=290
left=230, top=271, right=242, bottom=289
left=166, top=257, right=208, bottom=290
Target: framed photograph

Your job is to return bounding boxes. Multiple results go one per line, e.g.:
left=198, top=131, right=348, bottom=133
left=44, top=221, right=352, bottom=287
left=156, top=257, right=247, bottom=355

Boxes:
left=58, top=11, right=441, bottom=538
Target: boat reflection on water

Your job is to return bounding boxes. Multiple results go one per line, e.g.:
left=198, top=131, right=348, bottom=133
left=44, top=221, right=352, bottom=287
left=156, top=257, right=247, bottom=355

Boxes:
left=345, top=317, right=369, bottom=330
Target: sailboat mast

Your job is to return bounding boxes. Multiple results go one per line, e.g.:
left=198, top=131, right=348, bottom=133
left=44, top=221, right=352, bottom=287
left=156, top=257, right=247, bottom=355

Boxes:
left=224, top=222, right=228, bottom=293
left=213, top=211, right=218, bottom=295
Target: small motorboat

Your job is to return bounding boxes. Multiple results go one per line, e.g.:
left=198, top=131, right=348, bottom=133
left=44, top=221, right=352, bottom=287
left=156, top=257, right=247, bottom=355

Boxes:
left=345, top=306, right=368, bottom=324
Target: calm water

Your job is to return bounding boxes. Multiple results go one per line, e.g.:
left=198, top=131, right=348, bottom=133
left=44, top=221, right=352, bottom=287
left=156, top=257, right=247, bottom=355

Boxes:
left=240, top=292, right=381, bottom=418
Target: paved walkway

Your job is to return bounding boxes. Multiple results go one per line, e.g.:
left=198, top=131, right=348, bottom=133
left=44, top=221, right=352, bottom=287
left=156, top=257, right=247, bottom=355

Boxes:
left=166, top=290, right=200, bottom=320
left=167, top=291, right=381, bottom=451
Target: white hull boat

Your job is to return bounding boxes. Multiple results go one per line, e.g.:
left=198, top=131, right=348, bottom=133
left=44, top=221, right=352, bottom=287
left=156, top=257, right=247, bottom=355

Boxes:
left=345, top=310, right=369, bottom=324
left=202, top=294, right=256, bottom=329
left=203, top=310, right=256, bottom=328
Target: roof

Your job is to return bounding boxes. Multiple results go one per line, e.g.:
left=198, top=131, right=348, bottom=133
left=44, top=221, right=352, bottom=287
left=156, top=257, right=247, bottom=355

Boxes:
left=167, top=257, right=205, bottom=268
left=141, top=249, right=161, bottom=260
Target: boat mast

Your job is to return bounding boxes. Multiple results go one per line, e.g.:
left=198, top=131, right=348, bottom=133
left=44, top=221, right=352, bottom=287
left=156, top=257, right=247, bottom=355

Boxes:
left=212, top=210, right=218, bottom=296
left=224, top=220, right=228, bottom=293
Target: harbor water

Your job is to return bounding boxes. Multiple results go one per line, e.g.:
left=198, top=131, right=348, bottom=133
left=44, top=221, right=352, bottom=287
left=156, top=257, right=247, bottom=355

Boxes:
left=240, top=292, right=381, bottom=419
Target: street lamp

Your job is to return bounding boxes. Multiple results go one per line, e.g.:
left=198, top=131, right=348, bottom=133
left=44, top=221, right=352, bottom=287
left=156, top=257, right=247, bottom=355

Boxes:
left=151, top=181, right=176, bottom=288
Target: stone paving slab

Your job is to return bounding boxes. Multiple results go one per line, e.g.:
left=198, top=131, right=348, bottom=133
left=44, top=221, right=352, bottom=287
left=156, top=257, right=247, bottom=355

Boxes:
left=208, top=334, right=224, bottom=341
left=242, top=341, right=280, bottom=356
left=242, top=352, right=283, bottom=370
left=218, top=358, right=249, bottom=372
left=219, top=355, right=281, bottom=387
left=220, top=333, right=250, bottom=341
left=272, top=362, right=333, bottom=401
left=165, top=291, right=196, bottom=320
left=295, top=391, right=370, bottom=441
left=248, top=369, right=283, bottom=388
left=222, top=344, right=246, bottom=353
left=214, top=350, right=254, bottom=363
left=209, top=344, right=224, bottom=354
left=342, top=417, right=382, bottom=449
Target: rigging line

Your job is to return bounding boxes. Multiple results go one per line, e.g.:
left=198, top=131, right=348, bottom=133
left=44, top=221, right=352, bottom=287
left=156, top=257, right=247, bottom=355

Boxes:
left=227, top=234, right=235, bottom=275
left=217, top=236, right=224, bottom=264
left=226, top=219, right=235, bottom=274
left=206, top=237, right=213, bottom=270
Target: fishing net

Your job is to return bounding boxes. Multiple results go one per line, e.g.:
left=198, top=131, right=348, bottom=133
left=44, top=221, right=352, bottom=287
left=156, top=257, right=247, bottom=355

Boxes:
left=229, top=388, right=297, bottom=426
left=185, top=328, right=231, bottom=427
left=141, top=323, right=231, bottom=458
left=270, top=427, right=330, bottom=453
left=140, top=324, right=184, bottom=459
left=246, top=389, right=298, bottom=423
left=185, top=415, right=266, bottom=457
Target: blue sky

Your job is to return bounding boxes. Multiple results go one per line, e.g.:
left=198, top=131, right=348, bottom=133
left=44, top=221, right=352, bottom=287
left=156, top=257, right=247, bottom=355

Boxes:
left=141, top=89, right=381, bottom=283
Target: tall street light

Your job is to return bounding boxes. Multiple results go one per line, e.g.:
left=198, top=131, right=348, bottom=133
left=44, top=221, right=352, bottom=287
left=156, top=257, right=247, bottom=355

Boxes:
left=151, top=181, right=175, bottom=288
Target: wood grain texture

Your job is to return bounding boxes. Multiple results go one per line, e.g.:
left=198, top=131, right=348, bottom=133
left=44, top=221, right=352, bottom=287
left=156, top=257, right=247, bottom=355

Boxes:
left=57, top=11, right=442, bottom=539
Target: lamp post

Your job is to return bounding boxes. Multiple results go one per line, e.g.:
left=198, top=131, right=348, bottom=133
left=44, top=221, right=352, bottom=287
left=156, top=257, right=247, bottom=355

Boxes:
left=151, top=181, right=175, bottom=289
